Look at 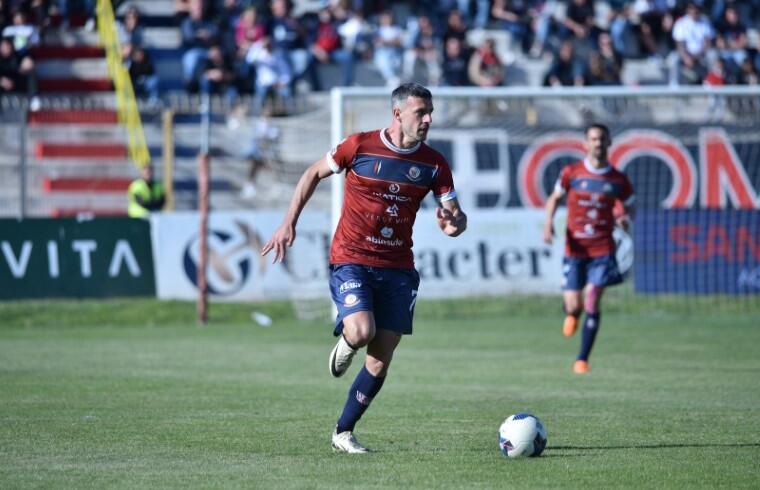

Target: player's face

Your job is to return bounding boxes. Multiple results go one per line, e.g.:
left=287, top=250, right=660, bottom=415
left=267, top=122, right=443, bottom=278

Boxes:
left=584, top=127, right=611, bottom=161
left=399, top=96, right=433, bottom=143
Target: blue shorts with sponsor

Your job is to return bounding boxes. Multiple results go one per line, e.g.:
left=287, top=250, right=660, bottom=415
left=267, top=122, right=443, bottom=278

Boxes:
left=562, top=254, right=623, bottom=290
left=329, top=264, right=420, bottom=336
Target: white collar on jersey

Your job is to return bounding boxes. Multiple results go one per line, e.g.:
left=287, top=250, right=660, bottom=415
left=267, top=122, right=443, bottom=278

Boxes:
left=380, top=128, right=421, bottom=154
left=583, top=158, right=612, bottom=175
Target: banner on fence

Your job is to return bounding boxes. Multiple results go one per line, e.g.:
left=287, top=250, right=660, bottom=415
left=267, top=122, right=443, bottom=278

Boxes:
left=150, top=209, right=568, bottom=300
left=634, top=209, right=760, bottom=294
left=0, top=218, right=155, bottom=299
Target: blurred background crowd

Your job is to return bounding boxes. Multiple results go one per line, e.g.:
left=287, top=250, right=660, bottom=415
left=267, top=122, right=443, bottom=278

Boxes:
left=2, top=0, right=760, bottom=111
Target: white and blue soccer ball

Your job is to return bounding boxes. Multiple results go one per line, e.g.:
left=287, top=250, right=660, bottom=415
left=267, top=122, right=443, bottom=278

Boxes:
left=498, top=413, right=548, bottom=458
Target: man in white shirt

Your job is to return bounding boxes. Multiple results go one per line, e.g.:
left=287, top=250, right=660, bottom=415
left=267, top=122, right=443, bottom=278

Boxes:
left=670, top=2, right=714, bottom=85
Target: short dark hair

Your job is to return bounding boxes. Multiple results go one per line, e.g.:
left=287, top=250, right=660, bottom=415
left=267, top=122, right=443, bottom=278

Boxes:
left=585, top=123, right=610, bottom=139
left=391, top=83, right=432, bottom=109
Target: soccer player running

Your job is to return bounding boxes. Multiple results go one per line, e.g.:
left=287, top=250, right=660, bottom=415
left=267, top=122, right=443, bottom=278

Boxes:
left=543, top=123, right=635, bottom=374
left=261, top=83, right=467, bottom=452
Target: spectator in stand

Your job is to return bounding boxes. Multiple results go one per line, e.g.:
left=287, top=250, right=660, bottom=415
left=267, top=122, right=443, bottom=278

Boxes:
left=715, top=5, right=747, bottom=76
left=57, top=0, right=95, bottom=30
left=635, top=0, right=675, bottom=58
left=468, top=38, right=505, bottom=87
left=246, top=35, right=293, bottom=114
left=586, top=32, right=622, bottom=85
left=235, top=6, right=265, bottom=54
left=0, top=37, right=23, bottom=94
left=608, top=4, right=640, bottom=59
left=117, top=5, right=144, bottom=60
left=703, top=56, right=727, bottom=85
left=543, top=39, right=585, bottom=86
left=443, top=9, right=467, bottom=45
left=334, top=7, right=372, bottom=86
left=737, top=56, right=759, bottom=85
left=181, top=0, right=219, bottom=91
left=2, top=10, right=39, bottom=56
left=127, top=45, right=160, bottom=106
left=269, top=0, right=316, bottom=90
left=240, top=105, right=280, bottom=199
left=402, top=15, right=441, bottom=85
left=491, top=0, right=533, bottom=54
left=200, top=43, right=237, bottom=105
left=213, top=0, right=242, bottom=56
left=0, top=34, right=37, bottom=108
left=372, top=10, right=404, bottom=87
left=457, top=0, right=491, bottom=29
left=560, top=0, right=596, bottom=42
left=670, top=1, right=714, bottom=85
left=307, top=7, right=357, bottom=88
left=441, top=36, right=471, bottom=86
left=128, top=164, right=165, bottom=218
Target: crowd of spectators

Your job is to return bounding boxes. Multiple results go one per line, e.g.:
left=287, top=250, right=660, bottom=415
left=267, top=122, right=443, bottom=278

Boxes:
left=168, top=0, right=760, bottom=110
left=2, top=0, right=760, bottom=111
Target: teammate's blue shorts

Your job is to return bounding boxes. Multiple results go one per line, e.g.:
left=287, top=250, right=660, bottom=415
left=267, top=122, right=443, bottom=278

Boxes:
left=562, top=254, right=623, bottom=291
left=329, top=264, right=420, bottom=337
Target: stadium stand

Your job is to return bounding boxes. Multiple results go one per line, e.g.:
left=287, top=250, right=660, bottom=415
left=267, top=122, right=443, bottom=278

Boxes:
left=2, top=0, right=760, bottom=217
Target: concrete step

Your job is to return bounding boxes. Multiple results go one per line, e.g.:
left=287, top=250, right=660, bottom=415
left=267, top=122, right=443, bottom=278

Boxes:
left=30, top=45, right=105, bottom=59
left=37, top=58, right=109, bottom=79
left=39, top=78, right=113, bottom=92
left=143, top=28, right=182, bottom=49
left=116, top=0, right=177, bottom=16
left=28, top=109, right=118, bottom=125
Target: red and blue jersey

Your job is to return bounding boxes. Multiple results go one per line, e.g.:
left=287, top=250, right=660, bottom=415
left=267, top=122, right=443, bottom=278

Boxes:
left=555, top=159, right=634, bottom=258
left=326, top=129, right=457, bottom=269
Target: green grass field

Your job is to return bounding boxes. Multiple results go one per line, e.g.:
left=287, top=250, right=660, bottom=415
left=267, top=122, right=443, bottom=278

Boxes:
left=1, top=297, right=759, bottom=489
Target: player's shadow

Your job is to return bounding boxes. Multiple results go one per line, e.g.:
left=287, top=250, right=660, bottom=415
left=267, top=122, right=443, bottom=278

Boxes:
left=551, top=442, right=760, bottom=451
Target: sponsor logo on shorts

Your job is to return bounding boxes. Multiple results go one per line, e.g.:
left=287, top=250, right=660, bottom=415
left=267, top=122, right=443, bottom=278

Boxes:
left=339, top=280, right=362, bottom=294
left=344, top=293, right=359, bottom=306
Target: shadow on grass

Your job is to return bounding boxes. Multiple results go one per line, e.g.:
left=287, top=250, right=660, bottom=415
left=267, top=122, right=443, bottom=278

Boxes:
left=551, top=442, right=760, bottom=450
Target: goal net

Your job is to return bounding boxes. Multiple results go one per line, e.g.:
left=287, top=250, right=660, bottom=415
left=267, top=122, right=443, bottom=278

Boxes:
left=332, top=86, right=760, bottom=309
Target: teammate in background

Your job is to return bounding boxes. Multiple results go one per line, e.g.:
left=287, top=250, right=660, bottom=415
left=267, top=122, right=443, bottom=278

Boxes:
left=128, top=164, right=165, bottom=218
left=261, top=83, right=467, bottom=453
left=543, top=124, right=635, bottom=374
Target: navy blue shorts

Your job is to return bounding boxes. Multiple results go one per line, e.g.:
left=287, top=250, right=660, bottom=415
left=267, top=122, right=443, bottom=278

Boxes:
left=562, top=255, right=623, bottom=291
left=329, top=264, right=420, bottom=336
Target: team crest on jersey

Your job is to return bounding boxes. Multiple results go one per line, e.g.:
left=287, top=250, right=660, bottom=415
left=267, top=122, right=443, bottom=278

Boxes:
left=344, top=294, right=359, bottom=307
left=389, top=183, right=400, bottom=193
left=406, top=166, right=422, bottom=182
left=603, top=183, right=613, bottom=193
left=381, top=227, right=394, bottom=238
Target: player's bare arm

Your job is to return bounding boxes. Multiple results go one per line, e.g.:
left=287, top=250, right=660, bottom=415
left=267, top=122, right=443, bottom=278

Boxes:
left=543, top=189, right=563, bottom=244
left=261, top=157, right=334, bottom=263
left=436, top=198, right=467, bottom=237
left=616, top=203, right=636, bottom=232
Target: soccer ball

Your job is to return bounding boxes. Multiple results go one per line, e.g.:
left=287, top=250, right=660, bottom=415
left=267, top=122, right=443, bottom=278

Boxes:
left=498, top=413, right=547, bottom=458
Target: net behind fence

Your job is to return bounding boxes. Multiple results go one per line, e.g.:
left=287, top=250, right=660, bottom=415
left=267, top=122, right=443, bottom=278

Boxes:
left=335, top=87, right=760, bottom=310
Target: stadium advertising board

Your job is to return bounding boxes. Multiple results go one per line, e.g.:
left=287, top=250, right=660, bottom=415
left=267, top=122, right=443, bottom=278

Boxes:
left=634, top=209, right=760, bottom=294
left=150, top=211, right=332, bottom=300
left=413, top=208, right=565, bottom=297
left=0, top=218, right=155, bottom=299
left=150, top=210, right=569, bottom=300
left=431, top=126, right=760, bottom=210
